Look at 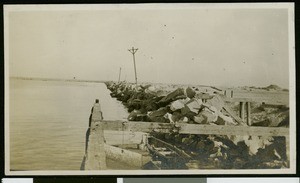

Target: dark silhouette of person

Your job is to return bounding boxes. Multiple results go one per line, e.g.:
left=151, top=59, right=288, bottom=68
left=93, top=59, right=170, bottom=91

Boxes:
left=85, top=99, right=103, bottom=154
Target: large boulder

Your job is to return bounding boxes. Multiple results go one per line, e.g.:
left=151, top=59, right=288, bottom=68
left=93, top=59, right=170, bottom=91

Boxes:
left=127, top=110, right=147, bottom=121
left=195, top=92, right=214, bottom=100
left=194, top=108, right=218, bottom=124
left=170, top=98, right=189, bottom=111
left=185, top=87, right=196, bottom=98
left=148, top=107, right=169, bottom=122
left=185, top=98, right=203, bottom=114
left=214, top=113, right=237, bottom=125
left=205, top=95, right=225, bottom=112
left=181, top=105, right=198, bottom=120
left=158, top=88, right=185, bottom=104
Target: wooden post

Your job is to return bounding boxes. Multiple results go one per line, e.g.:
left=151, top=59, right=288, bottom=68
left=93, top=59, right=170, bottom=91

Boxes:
left=85, top=100, right=107, bottom=170
left=224, top=90, right=227, bottom=96
left=246, top=102, right=251, bottom=126
left=231, top=90, right=234, bottom=98
left=239, top=102, right=245, bottom=122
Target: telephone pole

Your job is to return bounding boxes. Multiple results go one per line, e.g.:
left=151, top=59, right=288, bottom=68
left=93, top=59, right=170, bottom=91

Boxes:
left=118, top=67, right=122, bottom=83
left=128, top=47, right=138, bottom=88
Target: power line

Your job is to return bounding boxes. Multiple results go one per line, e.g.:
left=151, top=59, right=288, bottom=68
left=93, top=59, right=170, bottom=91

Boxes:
left=128, top=47, right=138, bottom=88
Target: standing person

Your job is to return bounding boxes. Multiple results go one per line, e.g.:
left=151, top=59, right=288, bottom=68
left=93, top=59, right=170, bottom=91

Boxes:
left=89, top=99, right=103, bottom=127
left=86, top=99, right=103, bottom=154
left=92, top=99, right=101, bottom=113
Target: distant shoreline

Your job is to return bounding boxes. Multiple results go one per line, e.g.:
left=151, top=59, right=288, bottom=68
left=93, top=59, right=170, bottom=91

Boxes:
left=10, top=76, right=288, bottom=93
left=10, top=76, right=106, bottom=83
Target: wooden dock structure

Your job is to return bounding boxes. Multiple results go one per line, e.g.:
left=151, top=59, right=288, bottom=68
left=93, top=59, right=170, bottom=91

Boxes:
left=223, top=89, right=289, bottom=126
left=83, top=97, right=290, bottom=170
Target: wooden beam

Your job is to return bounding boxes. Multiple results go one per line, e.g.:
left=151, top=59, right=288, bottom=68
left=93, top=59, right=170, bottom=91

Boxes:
left=177, top=123, right=289, bottom=137
left=240, top=102, right=245, bottom=121
left=246, top=102, right=252, bottom=126
left=224, top=97, right=288, bottom=106
left=101, top=120, right=172, bottom=134
left=222, top=105, right=245, bottom=125
left=100, top=120, right=289, bottom=137
left=148, top=136, right=192, bottom=159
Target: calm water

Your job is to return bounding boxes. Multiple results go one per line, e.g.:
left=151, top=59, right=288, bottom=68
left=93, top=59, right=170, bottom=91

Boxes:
left=9, top=79, right=128, bottom=170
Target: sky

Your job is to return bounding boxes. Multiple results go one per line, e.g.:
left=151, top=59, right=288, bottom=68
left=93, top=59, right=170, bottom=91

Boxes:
left=6, top=5, right=292, bottom=88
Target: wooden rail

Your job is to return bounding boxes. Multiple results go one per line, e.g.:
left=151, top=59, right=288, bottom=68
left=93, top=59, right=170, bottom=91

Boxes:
left=222, top=90, right=289, bottom=126
left=100, top=120, right=289, bottom=137
left=224, top=97, right=288, bottom=106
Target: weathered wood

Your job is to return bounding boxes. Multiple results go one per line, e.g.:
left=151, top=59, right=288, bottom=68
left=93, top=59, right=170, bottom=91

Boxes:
left=148, top=136, right=192, bottom=159
left=177, top=123, right=289, bottom=137
left=104, top=130, right=147, bottom=145
left=104, top=144, right=151, bottom=168
left=224, top=97, right=288, bottom=106
left=246, top=102, right=252, bottom=126
left=85, top=122, right=107, bottom=170
left=85, top=102, right=107, bottom=170
left=100, top=120, right=289, bottom=137
left=239, top=102, right=245, bottom=121
left=222, top=105, right=245, bottom=125
left=101, top=121, right=173, bottom=133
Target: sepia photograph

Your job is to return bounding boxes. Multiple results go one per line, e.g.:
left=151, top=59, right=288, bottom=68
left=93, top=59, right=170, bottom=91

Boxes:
left=4, top=3, right=295, bottom=175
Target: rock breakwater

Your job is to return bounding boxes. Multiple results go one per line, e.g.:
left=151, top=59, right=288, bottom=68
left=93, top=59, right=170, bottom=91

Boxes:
left=105, top=81, right=289, bottom=169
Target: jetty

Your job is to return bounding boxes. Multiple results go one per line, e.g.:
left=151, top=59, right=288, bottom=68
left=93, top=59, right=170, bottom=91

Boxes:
left=81, top=80, right=291, bottom=170
left=82, top=97, right=290, bottom=170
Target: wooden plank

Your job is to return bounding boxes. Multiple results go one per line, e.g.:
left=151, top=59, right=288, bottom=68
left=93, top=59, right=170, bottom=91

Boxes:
left=100, top=120, right=289, bottom=137
left=224, top=97, right=288, bottom=106
left=222, top=105, right=245, bottom=125
left=148, top=136, right=192, bottom=159
left=104, top=130, right=147, bottom=145
left=101, top=121, right=173, bottom=133
left=177, top=123, right=289, bottom=137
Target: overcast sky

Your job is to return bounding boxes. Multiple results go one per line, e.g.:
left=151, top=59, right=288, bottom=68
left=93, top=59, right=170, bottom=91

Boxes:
left=7, top=5, right=292, bottom=88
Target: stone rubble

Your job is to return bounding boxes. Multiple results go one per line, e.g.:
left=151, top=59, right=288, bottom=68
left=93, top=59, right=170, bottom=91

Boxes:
left=105, top=81, right=289, bottom=169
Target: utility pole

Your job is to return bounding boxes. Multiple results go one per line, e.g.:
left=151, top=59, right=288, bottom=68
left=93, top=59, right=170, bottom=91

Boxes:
left=128, top=47, right=138, bottom=88
left=118, top=67, right=122, bottom=83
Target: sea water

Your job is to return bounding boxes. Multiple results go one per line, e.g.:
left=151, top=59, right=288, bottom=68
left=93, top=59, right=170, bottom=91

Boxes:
left=9, top=79, right=128, bottom=170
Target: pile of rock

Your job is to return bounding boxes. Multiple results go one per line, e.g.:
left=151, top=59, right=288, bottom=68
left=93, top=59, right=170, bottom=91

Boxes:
left=107, top=82, right=236, bottom=126
left=105, top=81, right=288, bottom=169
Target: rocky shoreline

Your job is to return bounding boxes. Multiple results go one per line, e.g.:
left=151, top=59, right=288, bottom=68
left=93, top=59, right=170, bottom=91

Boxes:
left=105, top=81, right=289, bottom=169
